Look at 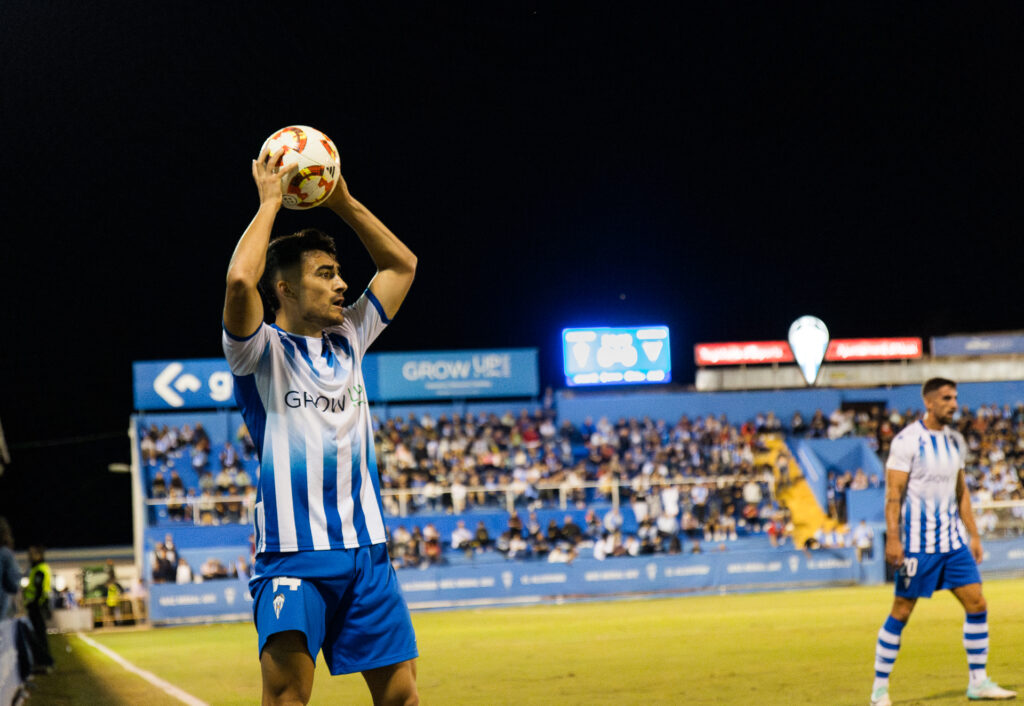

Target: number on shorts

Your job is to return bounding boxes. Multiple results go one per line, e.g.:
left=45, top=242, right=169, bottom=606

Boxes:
left=272, top=577, right=302, bottom=591
left=903, top=557, right=918, bottom=577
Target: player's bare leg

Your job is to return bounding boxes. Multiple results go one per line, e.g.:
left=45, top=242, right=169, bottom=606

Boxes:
left=888, top=595, right=916, bottom=622
left=951, top=584, right=1016, bottom=700
left=362, top=658, right=419, bottom=706
left=261, top=631, right=315, bottom=706
left=951, top=582, right=986, bottom=613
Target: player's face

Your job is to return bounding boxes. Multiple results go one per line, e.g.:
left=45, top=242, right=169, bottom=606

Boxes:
left=925, top=384, right=958, bottom=425
left=295, top=250, right=348, bottom=329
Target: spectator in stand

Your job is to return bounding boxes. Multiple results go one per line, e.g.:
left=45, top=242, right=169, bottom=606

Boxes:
left=423, top=535, right=444, bottom=566
left=198, top=469, right=215, bottom=496
left=200, top=557, right=229, bottom=581
left=809, top=409, right=828, bottom=438
left=561, top=515, right=583, bottom=546
left=852, top=520, right=874, bottom=561
left=473, top=521, right=492, bottom=553
left=450, top=521, right=473, bottom=553
left=850, top=468, right=870, bottom=491
left=602, top=506, right=624, bottom=534
left=163, top=534, right=179, bottom=568
left=166, top=486, right=186, bottom=522
left=152, top=544, right=176, bottom=583
left=176, top=557, right=194, bottom=584
left=151, top=470, right=168, bottom=499
left=219, top=442, right=239, bottom=471
left=405, top=527, right=424, bottom=567
left=390, top=526, right=412, bottom=568
left=224, top=486, right=243, bottom=524
left=655, top=509, right=679, bottom=552
left=545, top=519, right=563, bottom=546
left=215, top=466, right=235, bottom=495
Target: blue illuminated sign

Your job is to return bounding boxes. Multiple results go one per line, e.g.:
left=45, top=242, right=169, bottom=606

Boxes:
left=375, top=349, right=539, bottom=401
left=562, top=326, right=672, bottom=387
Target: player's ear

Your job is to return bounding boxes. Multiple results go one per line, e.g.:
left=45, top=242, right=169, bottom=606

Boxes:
left=277, top=279, right=296, bottom=301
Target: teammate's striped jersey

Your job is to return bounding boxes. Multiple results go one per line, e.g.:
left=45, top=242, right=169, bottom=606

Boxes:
left=222, top=290, right=389, bottom=554
left=886, top=420, right=968, bottom=554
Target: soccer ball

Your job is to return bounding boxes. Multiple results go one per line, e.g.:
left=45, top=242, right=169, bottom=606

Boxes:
left=260, top=125, right=341, bottom=210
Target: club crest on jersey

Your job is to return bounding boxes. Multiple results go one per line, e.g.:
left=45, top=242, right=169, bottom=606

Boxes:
left=273, top=593, right=285, bottom=619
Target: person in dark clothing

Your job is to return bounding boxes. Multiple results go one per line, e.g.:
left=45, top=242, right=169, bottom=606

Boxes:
left=23, top=545, right=54, bottom=672
left=0, top=517, right=20, bottom=619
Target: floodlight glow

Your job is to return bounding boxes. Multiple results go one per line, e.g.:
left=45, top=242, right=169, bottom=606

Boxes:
left=562, top=325, right=671, bottom=387
left=788, top=316, right=830, bottom=385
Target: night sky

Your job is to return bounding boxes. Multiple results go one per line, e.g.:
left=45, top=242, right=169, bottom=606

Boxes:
left=3, top=3, right=1024, bottom=548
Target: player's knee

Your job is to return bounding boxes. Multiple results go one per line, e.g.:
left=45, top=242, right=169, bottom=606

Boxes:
left=263, top=680, right=312, bottom=706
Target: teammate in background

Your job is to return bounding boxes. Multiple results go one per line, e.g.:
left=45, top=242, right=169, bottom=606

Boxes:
left=869, top=378, right=1016, bottom=705
left=223, top=145, right=418, bottom=705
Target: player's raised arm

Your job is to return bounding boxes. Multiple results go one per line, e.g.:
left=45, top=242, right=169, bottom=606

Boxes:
left=223, top=148, right=298, bottom=337
left=325, top=175, right=416, bottom=320
left=884, top=467, right=908, bottom=567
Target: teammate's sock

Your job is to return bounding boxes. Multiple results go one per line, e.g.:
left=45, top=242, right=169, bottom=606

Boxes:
left=963, top=611, right=989, bottom=685
left=874, top=614, right=905, bottom=690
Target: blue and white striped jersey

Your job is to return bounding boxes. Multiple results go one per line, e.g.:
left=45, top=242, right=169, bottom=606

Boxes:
left=886, top=420, right=967, bottom=554
left=222, top=290, right=389, bottom=554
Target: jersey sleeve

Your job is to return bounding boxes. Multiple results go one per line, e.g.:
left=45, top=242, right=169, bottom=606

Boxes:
left=338, top=289, right=390, bottom=357
left=886, top=430, right=914, bottom=473
left=222, top=322, right=272, bottom=375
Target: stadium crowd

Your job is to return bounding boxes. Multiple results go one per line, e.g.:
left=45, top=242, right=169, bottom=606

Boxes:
left=140, top=399, right=1024, bottom=556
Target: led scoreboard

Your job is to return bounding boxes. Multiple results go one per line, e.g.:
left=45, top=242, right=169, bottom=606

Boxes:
left=562, top=325, right=672, bottom=387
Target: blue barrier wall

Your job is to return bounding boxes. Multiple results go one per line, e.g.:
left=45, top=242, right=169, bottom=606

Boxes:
left=149, top=577, right=252, bottom=625
left=789, top=438, right=884, bottom=511
left=142, top=536, right=1024, bottom=624
left=848, top=489, right=886, bottom=524
left=399, top=547, right=882, bottom=610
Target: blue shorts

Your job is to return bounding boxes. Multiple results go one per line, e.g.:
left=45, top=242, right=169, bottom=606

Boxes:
left=250, top=543, right=418, bottom=675
left=895, top=544, right=982, bottom=599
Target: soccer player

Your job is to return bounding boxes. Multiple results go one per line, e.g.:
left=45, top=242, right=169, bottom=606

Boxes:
left=223, top=145, right=419, bottom=705
left=869, top=378, right=1016, bottom=705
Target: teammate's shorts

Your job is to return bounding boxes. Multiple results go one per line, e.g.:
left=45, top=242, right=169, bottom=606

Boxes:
left=895, top=543, right=982, bottom=599
left=250, top=543, right=418, bottom=675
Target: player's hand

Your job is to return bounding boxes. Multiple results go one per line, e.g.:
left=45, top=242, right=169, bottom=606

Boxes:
left=885, top=535, right=904, bottom=568
left=969, top=535, right=983, bottom=564
left=324, top=171, right=352, bottom=210
left=252, top=146, right=298, bottom=207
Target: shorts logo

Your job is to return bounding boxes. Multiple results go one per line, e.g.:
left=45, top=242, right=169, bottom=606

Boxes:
left=273, top=593, right=285, bottom=619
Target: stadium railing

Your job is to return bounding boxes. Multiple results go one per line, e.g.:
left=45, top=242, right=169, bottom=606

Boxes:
left=142, top=472, right=778, bottom=526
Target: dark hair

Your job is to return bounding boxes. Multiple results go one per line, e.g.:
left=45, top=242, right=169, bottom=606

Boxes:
left=258, top=229, right=338, bottom=313
left=922, top=377, right=957, bottom=397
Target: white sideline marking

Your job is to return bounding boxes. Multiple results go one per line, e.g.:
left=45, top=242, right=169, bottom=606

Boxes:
left=75, top=632, right=209, bottom=706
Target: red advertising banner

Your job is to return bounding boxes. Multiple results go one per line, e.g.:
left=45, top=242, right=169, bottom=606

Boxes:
left=695, top=337, right=923, bottom=366
left=694, top=341, right=793, bottom=366
left=825, top=338, right=923, bottom=361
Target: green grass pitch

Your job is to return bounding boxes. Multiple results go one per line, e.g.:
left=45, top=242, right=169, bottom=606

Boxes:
left=35, top=578, right=1022, bottom=705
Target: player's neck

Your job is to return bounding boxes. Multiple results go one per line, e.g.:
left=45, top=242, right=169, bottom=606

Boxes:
left=922, top=413, right=945, bottom=431
left=274, top=311, right=324, bottom=338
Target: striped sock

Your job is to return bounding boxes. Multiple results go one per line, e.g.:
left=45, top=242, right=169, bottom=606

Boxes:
left=873, top=615, right=905, bottom=690
left=964, top=611, right=989, bottom=685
